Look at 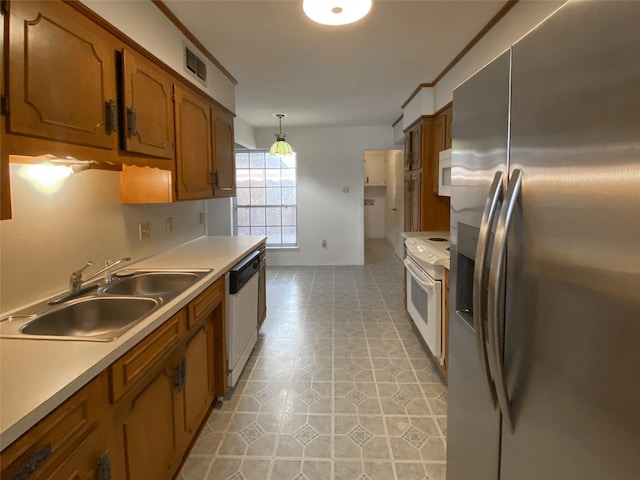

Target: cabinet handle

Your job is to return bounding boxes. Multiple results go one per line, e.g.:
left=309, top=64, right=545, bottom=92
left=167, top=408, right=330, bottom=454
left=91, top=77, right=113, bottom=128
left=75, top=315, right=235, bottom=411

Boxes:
left=210, top=171, right=217, bottom=187
left=174, top=359, right=183, bottom=391
left=126, top=106, right=137, bottom=137
left=9, top=443, right=52, bottom=480
left=181, top=356, right=187, bottom=388
left=98, top=451, right=112, bottom=480
left=174, top=357, right=187, bottom=391
left=105, top=99, right=118, bottom=134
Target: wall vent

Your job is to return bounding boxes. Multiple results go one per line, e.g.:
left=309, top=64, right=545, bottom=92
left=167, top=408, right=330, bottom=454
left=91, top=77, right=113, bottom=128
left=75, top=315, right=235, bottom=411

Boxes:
left=184, top=46, right=207, bottom=84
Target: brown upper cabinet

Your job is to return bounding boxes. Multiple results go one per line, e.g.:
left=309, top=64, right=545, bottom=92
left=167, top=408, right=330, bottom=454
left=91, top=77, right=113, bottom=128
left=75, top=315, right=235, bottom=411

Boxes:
left=120, top=48, right=175, bottom=160
left=212, top=106, right=236, bottom=197
left=404, top=122, right=423, bottom=171
left=2, top=0, right=236, bottom=208
left=402, top=114, right=450, bottom=232
left=174, top=85, right=214, bottom=200
left=7, top=1, right=118, bottom=150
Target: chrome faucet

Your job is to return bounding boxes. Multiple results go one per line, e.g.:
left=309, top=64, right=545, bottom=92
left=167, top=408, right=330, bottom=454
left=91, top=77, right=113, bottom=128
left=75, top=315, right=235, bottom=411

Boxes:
left=81, top=257, right=132, bottom=287
left=69, top=261, right=95, bottom=292
left=49, top=257, right=132, bottom=305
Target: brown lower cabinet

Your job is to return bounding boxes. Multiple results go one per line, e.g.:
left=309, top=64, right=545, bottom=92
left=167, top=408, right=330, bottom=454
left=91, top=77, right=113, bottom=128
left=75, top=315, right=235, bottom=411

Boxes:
left=0, top=277, right=226, bottom=480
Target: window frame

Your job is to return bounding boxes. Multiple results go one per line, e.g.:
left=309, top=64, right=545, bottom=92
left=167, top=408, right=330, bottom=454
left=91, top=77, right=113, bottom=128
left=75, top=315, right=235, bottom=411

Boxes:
left=233, top=149, right=298, bottom=247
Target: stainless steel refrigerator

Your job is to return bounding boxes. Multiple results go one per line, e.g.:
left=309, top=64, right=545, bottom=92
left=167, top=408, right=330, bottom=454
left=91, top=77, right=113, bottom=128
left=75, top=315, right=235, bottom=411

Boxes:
left=447, top=1, right=640, bottom=479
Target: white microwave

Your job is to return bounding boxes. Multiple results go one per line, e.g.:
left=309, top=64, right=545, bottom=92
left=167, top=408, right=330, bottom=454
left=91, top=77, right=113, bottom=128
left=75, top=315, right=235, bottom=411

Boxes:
left=438, top=148, right=452, bottom=197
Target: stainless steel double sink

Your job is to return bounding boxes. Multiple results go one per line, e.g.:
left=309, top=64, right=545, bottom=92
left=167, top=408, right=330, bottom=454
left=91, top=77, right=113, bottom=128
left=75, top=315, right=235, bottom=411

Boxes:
left=0, top=270, right=212, bottom=342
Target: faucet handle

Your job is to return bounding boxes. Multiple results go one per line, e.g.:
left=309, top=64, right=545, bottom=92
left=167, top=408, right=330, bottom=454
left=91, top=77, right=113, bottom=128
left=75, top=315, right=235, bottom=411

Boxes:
left=103, top=257, right=132, bottom=282
left=70, top=261, right=95, bottom=291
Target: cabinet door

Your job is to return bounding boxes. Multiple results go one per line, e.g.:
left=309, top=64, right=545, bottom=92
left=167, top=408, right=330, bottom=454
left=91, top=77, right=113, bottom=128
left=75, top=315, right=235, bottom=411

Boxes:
left=46, top=428, right=111, bottom=480
left=410, top=124, right=423, bottom=170
left=444, top=106, right=453, bottom=149
left=174, top=85, right=213, bottom=200
left=212, top=106, right=236, bottom=197
left=115, top=360, right=180, bottom=480
left=121, top=48, right=174, bottom=159
left=403, top=174, right=412, bottom=231
left=364, top=152, right=386, bottom=185
left=8, top=1, right=117, bottom=149
left=403, top=133, right=412, bottom=172
left=0, top=9, right=11, bottom=220
left=181, top=321, right=215, bottom=445
left=258, top=257, right=266, bottom=328
left=410, top=172, right=422, bottom=232
left=432, top=113, right=446, bottom=193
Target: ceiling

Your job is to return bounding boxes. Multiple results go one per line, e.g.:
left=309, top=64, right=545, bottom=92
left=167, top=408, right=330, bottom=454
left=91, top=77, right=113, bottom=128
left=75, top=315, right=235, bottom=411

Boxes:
left=162, top=0, right=508, bottom=128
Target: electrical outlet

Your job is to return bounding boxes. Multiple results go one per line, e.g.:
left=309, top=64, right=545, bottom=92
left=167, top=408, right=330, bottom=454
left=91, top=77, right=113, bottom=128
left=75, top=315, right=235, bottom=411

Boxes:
left=199, top=212, right=205, bottom=224
left=165, top=217, right=173, bottom=232
left=322, top=239, right=327, bottom=249
left=139, top=221, right=151, bottom=241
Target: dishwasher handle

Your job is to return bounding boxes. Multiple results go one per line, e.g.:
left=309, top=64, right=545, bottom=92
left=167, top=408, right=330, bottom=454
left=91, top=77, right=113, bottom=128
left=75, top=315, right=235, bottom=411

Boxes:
left=229, top=250, right=260, bottom=294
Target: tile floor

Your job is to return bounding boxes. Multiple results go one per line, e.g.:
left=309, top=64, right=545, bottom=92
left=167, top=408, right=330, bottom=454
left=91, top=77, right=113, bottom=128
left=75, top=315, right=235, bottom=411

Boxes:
left=179, top=239, right=448, bottom=480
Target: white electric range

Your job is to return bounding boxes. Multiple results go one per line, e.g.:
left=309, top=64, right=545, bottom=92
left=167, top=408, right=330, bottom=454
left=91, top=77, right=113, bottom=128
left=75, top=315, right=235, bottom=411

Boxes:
left=403, top=232, right=450, bottom=365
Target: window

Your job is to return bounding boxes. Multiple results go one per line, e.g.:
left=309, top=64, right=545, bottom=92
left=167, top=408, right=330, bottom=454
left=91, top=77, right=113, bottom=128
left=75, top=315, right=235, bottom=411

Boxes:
left=234, top=150, right=297, bottom=246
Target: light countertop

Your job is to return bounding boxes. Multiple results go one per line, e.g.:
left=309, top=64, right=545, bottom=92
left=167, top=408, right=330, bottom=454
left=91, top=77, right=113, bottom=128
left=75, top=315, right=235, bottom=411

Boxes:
left=0, top=235, right=266, bottom=448
left=401, top=230, right=450, bottom=240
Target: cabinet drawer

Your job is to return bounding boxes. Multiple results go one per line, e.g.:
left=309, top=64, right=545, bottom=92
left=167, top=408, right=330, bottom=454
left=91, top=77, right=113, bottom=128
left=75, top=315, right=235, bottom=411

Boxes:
left=0, top=373, right=107, bottom=480
left=110, top=310, right=186, bottom=402
left=188, top=278, right=224, bottom=328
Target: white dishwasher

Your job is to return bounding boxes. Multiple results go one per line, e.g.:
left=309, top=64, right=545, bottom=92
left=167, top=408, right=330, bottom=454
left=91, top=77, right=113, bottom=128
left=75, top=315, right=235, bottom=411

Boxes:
left=226, top=250, right=260, bottom=388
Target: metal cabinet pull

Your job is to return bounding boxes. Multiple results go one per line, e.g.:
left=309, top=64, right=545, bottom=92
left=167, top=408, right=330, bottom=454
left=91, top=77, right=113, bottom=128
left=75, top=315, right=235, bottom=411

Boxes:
left=9, top=443, right=52, bottom=480
left=174, top=356, right=187, bottom=391
left=98, top=451, right=112, bottom=480
left=488, top=168, right=523, bottom=432
left=126, top=106, right=137, bottom=137
left=105, top=99, right=118, bottom=134
left=472, top=170, right=504, bottom=408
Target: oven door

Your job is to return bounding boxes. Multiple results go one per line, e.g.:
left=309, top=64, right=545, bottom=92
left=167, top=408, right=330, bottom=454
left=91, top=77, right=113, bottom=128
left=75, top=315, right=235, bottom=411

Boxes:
left=404, top=256, right=443, bottom=362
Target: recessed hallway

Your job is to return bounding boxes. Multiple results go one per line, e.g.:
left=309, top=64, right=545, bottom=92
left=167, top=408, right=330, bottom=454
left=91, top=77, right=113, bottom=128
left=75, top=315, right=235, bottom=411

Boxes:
left=179, top=239, right=447, bottom=480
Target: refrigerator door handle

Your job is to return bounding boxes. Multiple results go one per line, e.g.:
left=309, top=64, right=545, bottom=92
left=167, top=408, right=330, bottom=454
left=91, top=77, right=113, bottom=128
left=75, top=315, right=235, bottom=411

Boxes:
left=488, top=168, right=523, bottom=432
left=472, top=170, right=504, bottom=408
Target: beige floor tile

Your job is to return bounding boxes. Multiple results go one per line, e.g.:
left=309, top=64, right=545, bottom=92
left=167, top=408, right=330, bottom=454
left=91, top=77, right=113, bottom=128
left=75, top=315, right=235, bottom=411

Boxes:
left=184, top=240, right=448, bottom=479
left=334, top=460, right=395, bottom=480
left=271, top=459, right=332, bottom=480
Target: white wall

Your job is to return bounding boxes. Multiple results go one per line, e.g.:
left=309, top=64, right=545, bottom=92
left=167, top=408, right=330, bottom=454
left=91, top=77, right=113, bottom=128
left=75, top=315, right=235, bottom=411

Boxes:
left=206, top=198, right=233, bottom=236
left=234, top=117, right=257, bottom=149
left=384, top=150, right=405, bottom=259
left=433, top=1, right=565, bottom=111
left=400, top=1, right=565, bottom=121
left=403, top=88, right=435, bottom=129
left=80, top=0, right=235, bottom=113
left=0, top=164, right=206, bottom=314
left=392, top=120, right=405, bottom=146
left=364, top=187, right=385, bottom=239
left=255, top=126, right=395, bottom=265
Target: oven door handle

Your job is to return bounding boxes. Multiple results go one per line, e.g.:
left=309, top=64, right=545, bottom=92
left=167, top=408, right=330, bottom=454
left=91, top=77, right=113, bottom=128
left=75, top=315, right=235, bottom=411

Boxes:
left=404, top=258, right=436, bottom=290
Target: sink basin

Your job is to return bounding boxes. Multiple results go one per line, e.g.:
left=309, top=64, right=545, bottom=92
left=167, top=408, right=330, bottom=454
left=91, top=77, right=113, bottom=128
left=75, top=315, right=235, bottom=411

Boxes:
left=102, top=272, right=201, bottom=296
left=18, top=297, right=158, bottom=341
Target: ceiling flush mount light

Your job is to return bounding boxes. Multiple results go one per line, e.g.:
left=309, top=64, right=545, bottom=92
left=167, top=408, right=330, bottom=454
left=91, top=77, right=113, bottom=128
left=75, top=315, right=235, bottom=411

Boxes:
left=303, top=0, right=372, bottom=26
left=270, top=113, right=293, bottom=156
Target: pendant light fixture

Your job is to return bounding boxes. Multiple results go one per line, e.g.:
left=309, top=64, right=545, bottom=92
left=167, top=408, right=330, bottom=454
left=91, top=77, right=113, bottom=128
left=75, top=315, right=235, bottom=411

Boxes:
left=270, top=113, right=293, bottom=156
left=303, top=0, right=372, bottom=26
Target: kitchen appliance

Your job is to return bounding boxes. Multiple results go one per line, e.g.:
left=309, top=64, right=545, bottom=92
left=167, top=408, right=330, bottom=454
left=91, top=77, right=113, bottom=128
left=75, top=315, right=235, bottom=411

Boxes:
left=227, top=250, right=260, bottom=388
left=404, top=234, right=449, bottom=365
left=447, top=2, right=640, bottom=479
left=437, top=148, right=451, bottom=197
